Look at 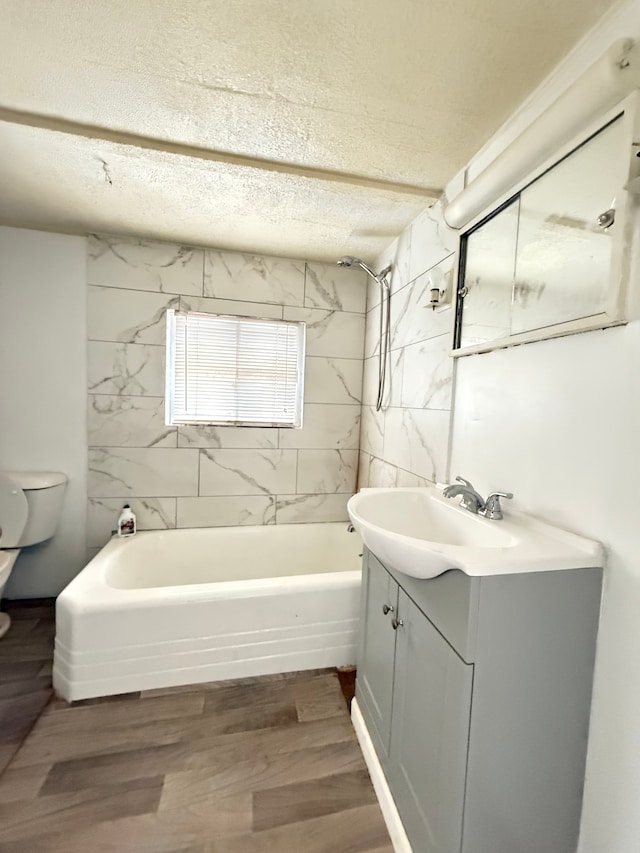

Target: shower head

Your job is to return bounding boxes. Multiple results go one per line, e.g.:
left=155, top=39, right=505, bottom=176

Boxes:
left=336, top=256, right=390, bottom=286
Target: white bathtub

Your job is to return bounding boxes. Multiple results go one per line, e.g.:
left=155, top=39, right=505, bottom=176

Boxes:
left=53, top=522, right=362, bottom=701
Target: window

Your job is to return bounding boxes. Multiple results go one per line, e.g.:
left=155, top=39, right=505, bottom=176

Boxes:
left=165, top=310, right=305, bottom=428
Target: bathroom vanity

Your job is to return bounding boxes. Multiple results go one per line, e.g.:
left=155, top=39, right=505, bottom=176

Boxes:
left=355, top=548, right=602, bottom=853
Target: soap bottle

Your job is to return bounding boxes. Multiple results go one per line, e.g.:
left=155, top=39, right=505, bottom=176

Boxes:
left=117, top=504, right=136, bottom=537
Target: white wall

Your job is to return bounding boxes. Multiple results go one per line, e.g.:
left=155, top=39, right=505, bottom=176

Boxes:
left=0, top=227, right=87, bottom=597
left=450, top=320, right=640, bottom=853
left=360, top=2, right=640, bottom=850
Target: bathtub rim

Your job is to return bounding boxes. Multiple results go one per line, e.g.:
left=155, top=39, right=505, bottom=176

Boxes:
left=60, top=524, right=363, bottom=611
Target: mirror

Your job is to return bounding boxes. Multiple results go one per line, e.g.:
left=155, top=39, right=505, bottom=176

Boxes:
left=458, top=199, right=519, bottom=347
left=456, top=111, right=631, bottom=352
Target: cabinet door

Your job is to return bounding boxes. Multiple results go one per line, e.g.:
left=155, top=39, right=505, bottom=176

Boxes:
left=356, top=552, right=398, bottom=761
left=389, top=590, right=473, bottom=853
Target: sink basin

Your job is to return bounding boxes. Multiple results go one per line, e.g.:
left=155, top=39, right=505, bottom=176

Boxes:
left=347, top=487, right=603, bottom=579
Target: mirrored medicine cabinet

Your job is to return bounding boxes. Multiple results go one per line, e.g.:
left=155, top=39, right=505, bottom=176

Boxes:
left=452, top=93, right=640, bottom=355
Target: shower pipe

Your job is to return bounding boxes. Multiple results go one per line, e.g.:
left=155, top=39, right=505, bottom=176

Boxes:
left=336, top=256, right=392, bottom=411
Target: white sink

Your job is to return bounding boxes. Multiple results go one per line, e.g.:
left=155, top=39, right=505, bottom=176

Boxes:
left=347, top=487, right=603, bottom=579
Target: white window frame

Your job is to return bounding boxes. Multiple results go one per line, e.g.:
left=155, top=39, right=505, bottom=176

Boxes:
left=165, top=309, right=306, bottom=428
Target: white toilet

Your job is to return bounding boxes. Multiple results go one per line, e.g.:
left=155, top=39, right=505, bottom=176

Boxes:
left=0, top=471, right=68, bottom=638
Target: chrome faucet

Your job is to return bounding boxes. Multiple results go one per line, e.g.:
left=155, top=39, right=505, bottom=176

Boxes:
left=442, top=476, right=513, bottom=520
left=442, top=476, right=485, bottom=513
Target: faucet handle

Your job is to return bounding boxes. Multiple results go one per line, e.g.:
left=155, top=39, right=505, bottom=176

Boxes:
left=483, top=491, right=513, bottom=520
left=455, top=475, right=476, bottom=490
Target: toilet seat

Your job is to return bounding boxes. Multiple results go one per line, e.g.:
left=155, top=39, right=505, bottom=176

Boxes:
left=0, top=473, right=28, bottom=549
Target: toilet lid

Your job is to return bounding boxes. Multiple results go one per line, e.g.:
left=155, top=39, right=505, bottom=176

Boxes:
left=0, top=472, right=28, bottom=548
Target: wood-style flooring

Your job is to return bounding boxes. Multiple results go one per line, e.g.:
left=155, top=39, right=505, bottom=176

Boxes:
left=0, top=600, right=391, bottom=853
left=0, top=600, right=56, bottom=776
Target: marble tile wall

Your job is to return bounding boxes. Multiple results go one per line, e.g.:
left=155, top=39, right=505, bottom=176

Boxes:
left=358, top=200, right=459, bottom=489
left=87, top=236, right=366, bottom=547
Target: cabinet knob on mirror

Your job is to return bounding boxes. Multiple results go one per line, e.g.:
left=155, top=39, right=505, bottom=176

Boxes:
left=391, top=617, right=404, bottom=630
left=382, top=604, right=394, bottom=615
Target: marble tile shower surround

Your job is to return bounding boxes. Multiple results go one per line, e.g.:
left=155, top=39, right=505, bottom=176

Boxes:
left=358, top=200, right=458, bottom=490
left=87, top=235, right=366, bottom=547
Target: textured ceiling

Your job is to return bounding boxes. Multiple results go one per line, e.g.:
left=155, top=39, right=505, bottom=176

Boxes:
left=0, top=0, right=618, bottom=261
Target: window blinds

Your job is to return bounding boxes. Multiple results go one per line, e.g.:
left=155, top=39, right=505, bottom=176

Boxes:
left=166, top=310, right=305, bottom=427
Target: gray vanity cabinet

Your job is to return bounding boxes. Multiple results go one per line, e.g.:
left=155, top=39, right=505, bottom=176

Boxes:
left=388, top=589, right=472, bottom=853
left=356, top=549, right=602, bottom=853
left=356, top=550, right=399, bottom=760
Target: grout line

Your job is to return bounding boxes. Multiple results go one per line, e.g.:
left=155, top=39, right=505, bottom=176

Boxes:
left=88, top=392, right=166, bottom=399
left=89, top=443, right=360, bottom=452
left=89, top=446, right=197, bottom=451
left=88, top=284, right=201, bottom=299
left=88, top=338, right=165, bottom=347
left=88, top=491, right=353, bottom=499
left=303, top=262, right=308, bottom=307
left=305, top=354, right=365, bottom=362
left=87, top=282, right=365, bottom=315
